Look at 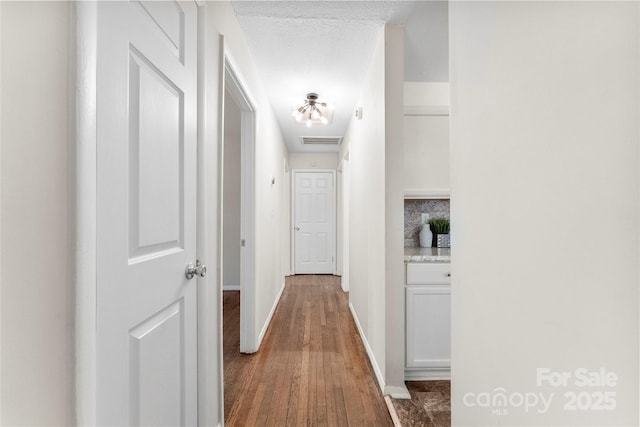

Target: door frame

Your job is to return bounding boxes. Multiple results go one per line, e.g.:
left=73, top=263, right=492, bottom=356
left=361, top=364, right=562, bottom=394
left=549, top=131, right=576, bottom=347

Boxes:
left=290, top=169, right=338, bottom=275
left=339, top=152, right=350, bottom=292
left=74, top=3, right=218, bottom=425
left=220, top=51, right=258, bottom=353
left=75, top=3, right=98, bottom=424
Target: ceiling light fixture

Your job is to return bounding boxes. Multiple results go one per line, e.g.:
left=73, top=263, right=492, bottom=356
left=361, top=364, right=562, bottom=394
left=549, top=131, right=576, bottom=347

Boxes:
left=292, top=93, right=329, bottom=127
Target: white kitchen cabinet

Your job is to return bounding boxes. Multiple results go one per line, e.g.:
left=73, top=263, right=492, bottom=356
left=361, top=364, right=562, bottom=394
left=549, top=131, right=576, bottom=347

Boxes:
left=405, top=262, right=451, bottom=380
left=406, top=262, right=450, bottom=285
left=404, top=114, right=450, bottom=197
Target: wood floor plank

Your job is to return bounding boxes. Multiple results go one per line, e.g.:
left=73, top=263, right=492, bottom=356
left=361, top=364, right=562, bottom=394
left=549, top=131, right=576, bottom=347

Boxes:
left=223, top=275, right=393, bottom=426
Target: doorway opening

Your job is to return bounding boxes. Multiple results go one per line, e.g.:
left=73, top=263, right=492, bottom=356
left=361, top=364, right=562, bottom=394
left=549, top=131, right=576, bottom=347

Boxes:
left=220, top=57, right=257, bottom=352
left=222, top=89, right=242, bottom=293
left=220, top=55, right=258, bottom=420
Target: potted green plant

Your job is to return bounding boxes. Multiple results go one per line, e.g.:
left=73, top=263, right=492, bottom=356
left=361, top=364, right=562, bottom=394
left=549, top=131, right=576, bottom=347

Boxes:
left=428, top=218, right=450, bottom=248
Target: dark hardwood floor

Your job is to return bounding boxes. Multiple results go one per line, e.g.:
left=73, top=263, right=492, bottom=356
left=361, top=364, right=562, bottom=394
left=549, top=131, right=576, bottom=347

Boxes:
left=223, top=275, right=393, bottom=426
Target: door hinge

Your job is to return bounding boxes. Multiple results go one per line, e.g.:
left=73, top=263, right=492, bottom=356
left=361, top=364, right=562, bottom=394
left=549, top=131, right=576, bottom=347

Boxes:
left=240, top=239, right=246, bottom=247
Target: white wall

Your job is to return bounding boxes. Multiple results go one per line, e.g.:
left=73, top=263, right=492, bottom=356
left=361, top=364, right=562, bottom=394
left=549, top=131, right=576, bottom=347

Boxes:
left=383, top=25, right=406, bottom=396
left=0, top=2, right=3, bottom=417
left=223, top=89, right=241, bottom=290
left=283, top=157, right=291, bottom=276
left=339, top=25, right=406, bottom=396
left=289, top=152, right=337, bottom=170
left=340, top=27, right=387, bottom=389
left=254, top=102, right=289, bottom=341
left=0, top=2, right=74, bottom=425
left=404, top=1, right=448, bottom=82
left=450, top=2, right=639, bottom=425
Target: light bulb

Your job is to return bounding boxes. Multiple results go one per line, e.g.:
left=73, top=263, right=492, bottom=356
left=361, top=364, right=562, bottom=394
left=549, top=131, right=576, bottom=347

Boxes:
left=306, top=120, right=312, bottom=128
left=295, top=113, right=303, bottom=122
left=292, top=110, right=298, bottom=117
left=311, top=110, right=320, bottom=120
left=320, top=116, right=328, bottom=125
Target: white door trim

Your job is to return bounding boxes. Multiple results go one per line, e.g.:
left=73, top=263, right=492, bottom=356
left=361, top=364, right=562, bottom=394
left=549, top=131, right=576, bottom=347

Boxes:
left=339, top=153, right=350, bottom=292
left=291, top=169, right=337, bottom=275
left=74, top=3, right=218, bottom=426
left=221, top=49, right=258, bottom=353
left=75, top=2, right=98, bottom=425
left=196, top=9, right=219, bottom=427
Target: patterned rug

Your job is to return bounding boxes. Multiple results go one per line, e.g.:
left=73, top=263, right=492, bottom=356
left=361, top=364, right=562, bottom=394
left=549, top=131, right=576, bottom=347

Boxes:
left=388, top=381, right=451, bottom=427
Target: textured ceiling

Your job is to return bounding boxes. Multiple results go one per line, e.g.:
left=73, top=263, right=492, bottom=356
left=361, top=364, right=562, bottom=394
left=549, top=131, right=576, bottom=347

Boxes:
left=231, top=1, right=448, bottom=153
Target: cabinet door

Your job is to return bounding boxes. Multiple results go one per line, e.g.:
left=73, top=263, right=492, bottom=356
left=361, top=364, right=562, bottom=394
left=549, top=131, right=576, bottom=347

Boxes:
left=407, top=262, right=451, bottom=285
left=406, top=285, right=451, bottom=368
left=404, top=115, right=450, bottom=192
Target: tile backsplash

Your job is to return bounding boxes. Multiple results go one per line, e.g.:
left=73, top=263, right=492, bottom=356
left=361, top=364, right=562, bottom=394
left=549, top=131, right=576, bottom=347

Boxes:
left=404, top=199, right=450, bottom=247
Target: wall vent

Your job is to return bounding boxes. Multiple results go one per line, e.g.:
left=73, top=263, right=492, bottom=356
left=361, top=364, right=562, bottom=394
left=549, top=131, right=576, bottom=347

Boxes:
left=300, top=136, right=343, bottom=145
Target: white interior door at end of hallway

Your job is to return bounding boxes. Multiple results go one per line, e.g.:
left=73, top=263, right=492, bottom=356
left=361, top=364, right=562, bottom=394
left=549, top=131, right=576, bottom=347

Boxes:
left=96, top=2, right=198, bottom=426
left=294, top=171, right=335, bottom=274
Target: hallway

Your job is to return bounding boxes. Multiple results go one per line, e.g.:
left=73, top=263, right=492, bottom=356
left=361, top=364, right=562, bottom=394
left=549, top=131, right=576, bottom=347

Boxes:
left=223, top=275, right=393, bottom=426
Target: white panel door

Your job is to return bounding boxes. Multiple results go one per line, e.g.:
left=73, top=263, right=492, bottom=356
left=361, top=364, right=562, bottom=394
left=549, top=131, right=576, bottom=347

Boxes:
left=294, top=172, right=335, bottom=274
left=96, top=2, right=198, bottom=426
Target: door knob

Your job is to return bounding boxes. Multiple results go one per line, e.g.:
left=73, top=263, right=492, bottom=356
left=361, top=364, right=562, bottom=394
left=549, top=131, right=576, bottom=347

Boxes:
left=185, top=260, right=207, bottom=280
left=295, top=226, right=300, bottom=231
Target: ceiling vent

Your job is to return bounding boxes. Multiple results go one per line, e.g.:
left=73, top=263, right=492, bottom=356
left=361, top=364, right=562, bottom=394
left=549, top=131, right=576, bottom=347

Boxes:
left=300, top=136, right=343, bottom=145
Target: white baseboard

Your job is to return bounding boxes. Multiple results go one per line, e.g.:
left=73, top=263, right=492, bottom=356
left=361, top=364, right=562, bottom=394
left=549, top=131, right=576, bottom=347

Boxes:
left=405, top=368, right=451, bottom=381
left=384, top=385, right=411, bottom=399
left=223, top=284, right=240, bottom=291
left=256, top=281, right=285, bottom=347
left=348, top=302, right=385, bottom=392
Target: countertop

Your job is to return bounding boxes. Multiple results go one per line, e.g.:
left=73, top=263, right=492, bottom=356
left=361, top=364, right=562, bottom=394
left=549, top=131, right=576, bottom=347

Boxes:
left=404, top=247, right=451, bottom=263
